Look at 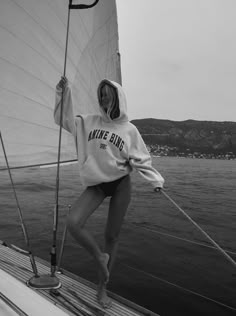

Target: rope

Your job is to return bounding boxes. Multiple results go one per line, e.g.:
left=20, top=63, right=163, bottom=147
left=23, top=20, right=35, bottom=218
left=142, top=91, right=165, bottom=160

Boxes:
left=49, top=290, right=89, bottom=316
left=161, top=190, right=236, bottom=269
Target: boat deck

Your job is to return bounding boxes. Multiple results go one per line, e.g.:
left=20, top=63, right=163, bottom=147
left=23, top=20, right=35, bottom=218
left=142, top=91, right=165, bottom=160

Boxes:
left=0, top=241, right=159, bottom=316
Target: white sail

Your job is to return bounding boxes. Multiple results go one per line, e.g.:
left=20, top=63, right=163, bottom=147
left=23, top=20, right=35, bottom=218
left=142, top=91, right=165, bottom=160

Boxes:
left=0, top=0, right=121, bottom=167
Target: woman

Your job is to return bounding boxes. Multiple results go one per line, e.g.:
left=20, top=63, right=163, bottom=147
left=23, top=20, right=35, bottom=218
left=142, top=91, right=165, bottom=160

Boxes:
left=54, top=77, right=164, bottom=308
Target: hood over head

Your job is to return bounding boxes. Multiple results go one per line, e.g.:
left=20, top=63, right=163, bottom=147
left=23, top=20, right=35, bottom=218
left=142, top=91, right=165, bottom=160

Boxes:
left=97, top=79, right=128, bottom=123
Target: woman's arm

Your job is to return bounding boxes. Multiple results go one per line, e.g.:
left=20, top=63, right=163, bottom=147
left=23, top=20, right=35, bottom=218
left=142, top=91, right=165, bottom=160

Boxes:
left=128, top=128, right=164, bottom=189
left=54, top=77, right=76, bottom=135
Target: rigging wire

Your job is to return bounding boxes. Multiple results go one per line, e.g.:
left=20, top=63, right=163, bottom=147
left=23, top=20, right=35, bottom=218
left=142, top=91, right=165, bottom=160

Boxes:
left=126, top=222, right=236, bottom=256
left=161, top=190, right=236, bottom=269
left=121, top=263, right=236, bottom=312
left=0, top=159, right=78, bottom=171
left=51, top=1, right=72, bottom=278
left=0, top=132, right=39, bottom=277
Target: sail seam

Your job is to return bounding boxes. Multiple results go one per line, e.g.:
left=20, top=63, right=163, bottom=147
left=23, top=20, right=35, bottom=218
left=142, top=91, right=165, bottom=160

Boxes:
left=44, top=0, right=83, bottom=55
left=0, top=86, right=52, bottom=111
left=0, top=114, right=58, bottom=131
left=0, top=24, right=62, bottom=76
left=0, top=56, right=55, bottom=93
left=76, top=10, right=102, bottom=82
left=10, top=0, right=76, bottom=69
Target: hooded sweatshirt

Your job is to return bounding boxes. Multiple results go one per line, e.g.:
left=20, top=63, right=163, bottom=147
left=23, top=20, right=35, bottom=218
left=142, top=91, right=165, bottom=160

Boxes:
left=54, top=79, right=164, bottom=189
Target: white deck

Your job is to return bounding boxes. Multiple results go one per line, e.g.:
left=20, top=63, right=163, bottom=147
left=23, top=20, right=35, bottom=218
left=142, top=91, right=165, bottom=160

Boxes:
left=0, top=242, right=159, bottom=316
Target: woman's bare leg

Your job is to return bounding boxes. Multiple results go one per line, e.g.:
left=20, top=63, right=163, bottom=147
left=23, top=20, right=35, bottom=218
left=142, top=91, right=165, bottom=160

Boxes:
left=67, top=186, right=110, bottom=283
left=97, top=176, right=131, bottom=307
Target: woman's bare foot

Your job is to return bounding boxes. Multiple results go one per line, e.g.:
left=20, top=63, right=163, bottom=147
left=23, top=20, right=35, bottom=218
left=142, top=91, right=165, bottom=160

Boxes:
left=97, top=283, right=112, bottom=308
left=97, top=253, right=109, bottom=284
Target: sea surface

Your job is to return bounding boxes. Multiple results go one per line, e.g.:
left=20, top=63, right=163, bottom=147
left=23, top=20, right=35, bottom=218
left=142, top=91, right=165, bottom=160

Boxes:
left=0, top=157, right=235, bottom=316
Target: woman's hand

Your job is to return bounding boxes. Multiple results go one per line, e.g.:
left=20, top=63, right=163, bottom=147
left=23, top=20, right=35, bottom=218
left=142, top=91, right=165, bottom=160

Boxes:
left=56, top=76, right=68, bottom=90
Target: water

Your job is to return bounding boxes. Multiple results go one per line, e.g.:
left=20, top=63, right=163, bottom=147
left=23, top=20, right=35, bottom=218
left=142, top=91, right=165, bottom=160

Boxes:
left=0, top=157, right=235, bottom=316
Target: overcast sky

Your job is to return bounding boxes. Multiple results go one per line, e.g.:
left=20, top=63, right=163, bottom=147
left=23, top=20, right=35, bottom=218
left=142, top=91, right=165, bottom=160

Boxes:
left=116, top=0, right=236, bottom=122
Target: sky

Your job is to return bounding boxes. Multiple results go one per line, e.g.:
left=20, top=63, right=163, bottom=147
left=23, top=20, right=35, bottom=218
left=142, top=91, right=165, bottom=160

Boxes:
left=116, top=0, right=236, bottom=122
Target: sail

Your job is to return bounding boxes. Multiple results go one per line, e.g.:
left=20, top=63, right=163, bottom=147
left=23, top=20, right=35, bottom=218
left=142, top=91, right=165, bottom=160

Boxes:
left=0, top=0, right=121, bottom=168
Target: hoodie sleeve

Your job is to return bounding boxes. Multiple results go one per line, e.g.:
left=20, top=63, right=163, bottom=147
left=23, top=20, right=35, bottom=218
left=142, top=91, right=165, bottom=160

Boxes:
left=54, top=84, right=76, bottom=136
left=128, top=127, right=165, bottom=189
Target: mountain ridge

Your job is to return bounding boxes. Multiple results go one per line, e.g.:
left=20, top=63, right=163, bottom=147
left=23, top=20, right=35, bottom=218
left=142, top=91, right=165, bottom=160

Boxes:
left=131, top=118, right=236, bottom=156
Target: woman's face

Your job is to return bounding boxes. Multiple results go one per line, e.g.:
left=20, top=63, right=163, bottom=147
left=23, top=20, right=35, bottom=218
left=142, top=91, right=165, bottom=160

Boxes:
left=100, top=85, right=113, bottom=112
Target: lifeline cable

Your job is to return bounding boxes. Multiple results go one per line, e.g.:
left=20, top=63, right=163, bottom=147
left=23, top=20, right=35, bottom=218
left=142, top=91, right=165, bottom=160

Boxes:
left=0, top=132, right=39, bottom=277
left=126, top=222, right=236, bottom=256
left=122, top=263, right=236, bottom=312
left=161, top=189, right=236, bottom=269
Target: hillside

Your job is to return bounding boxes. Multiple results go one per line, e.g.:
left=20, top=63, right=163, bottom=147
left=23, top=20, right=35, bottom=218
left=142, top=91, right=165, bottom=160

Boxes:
left=131, top=119, right=236, bottom=157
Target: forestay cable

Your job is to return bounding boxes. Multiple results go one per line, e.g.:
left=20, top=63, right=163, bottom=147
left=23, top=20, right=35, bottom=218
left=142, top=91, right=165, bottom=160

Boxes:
left=161, top=190, right=236, bottom=269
